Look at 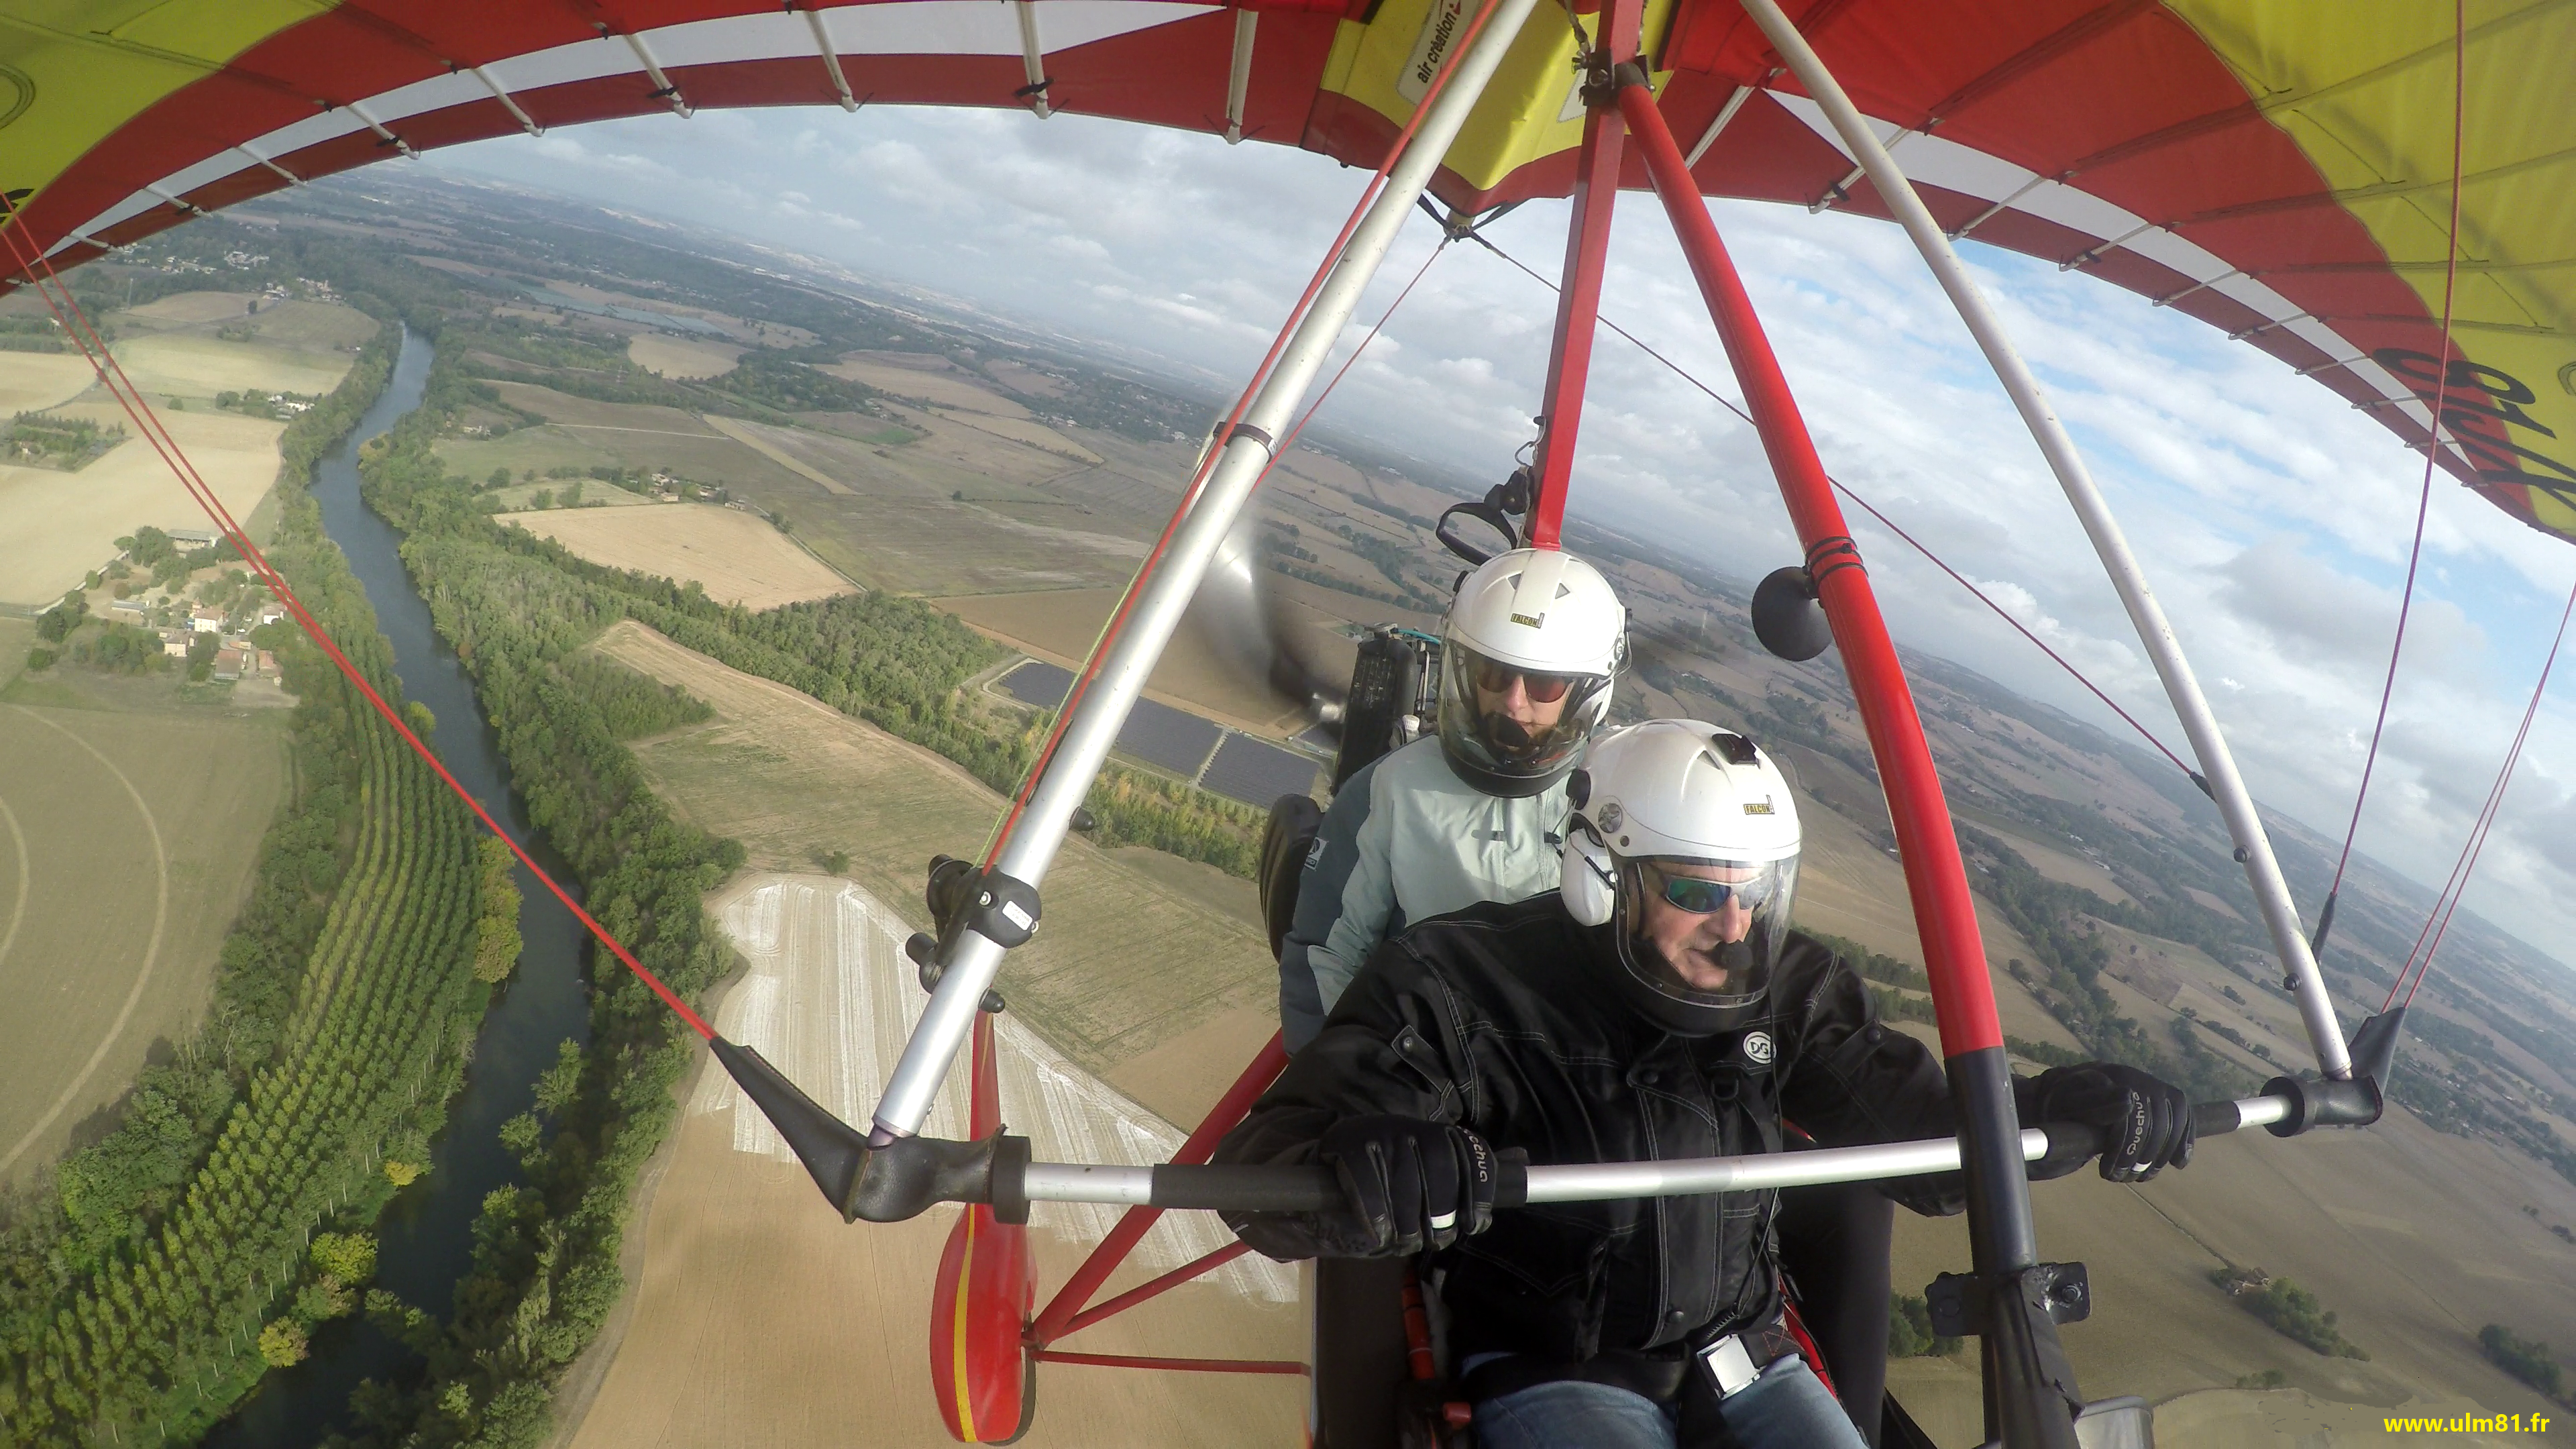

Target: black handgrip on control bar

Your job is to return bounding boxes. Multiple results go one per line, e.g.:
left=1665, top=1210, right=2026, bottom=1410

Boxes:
left=2031, top=1097, right=2275, bottom=1164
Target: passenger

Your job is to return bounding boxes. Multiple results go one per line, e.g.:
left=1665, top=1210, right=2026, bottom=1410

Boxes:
left=1279, top=545, right=1623, bottom=1054
left=1221, top=720, right=2194, bottom=1449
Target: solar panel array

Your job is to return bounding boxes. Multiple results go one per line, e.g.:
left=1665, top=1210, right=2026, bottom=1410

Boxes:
left=998, top=660, right=1322, bottom=808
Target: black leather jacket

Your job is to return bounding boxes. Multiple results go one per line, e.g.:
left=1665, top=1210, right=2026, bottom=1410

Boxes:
left=1218, top=896, right=1974, bottom=1363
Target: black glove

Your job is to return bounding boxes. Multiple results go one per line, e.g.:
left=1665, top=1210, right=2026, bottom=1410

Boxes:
left=2026, top=1063, right=2195, bottom=1183
left=1316, top=1116, right=1498, bottom=1256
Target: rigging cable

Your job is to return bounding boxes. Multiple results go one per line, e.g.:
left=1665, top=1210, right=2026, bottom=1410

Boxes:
left=1465, top=228, right=2200, bottom=782
left=975, top=0, right=1507, bottom=869
left=2316, top=0, right=2467, bottom=959
left=2381, top=573, right=2575, bottom=1012
left=0, top=197, right=716, bottom=1040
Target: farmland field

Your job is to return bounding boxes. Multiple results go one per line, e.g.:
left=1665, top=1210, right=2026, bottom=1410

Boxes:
left=0, top=398, right=290, bottom=604
left=559, top=877, right=1302, bottom=1449
left=590, top=621, right=1277, bottom=1114
left=0, top=352, right=95, bottom=415
left=1886, top=1082, right=2576, bottom=1443
left=498, top=502, right=851, bottom=608
left=627, top=333, right=742, bottom=379
left=105, top=331, right=354, bottom=402
left=0, top=695, right=288, bottom=1182
left=0, top=306, right=373, bottom=602
left=823, top=356, right=1034, bottom=416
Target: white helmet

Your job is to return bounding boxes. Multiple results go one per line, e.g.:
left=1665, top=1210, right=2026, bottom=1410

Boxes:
left=1436, top=547, right=1625, bottom=797
left=1560, top=720, right=1802, bottom=1037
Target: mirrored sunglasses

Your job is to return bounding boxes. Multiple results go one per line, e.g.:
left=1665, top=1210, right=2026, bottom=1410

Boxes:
left=1646, top=864, right=1774, bottom=914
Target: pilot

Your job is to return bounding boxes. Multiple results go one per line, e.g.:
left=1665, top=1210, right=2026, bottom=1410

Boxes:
left=1278, top=545, right=1624, bottom=1053
left=1221, top=719, right=2194, bottom=1449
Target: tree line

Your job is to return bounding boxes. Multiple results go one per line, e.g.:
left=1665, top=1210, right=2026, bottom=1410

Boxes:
left=0, top=321, right=504, bottom=1446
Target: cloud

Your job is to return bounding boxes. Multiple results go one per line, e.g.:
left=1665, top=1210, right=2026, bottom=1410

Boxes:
left=420, top=105, right=2576, bottom=963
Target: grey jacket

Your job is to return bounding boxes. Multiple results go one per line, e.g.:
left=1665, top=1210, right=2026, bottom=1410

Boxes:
left=1277, top=737, right=1569, bottom=1051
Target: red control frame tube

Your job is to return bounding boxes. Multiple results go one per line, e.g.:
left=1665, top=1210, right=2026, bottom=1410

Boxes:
left=1617, top=79, right=2003, bottom=1059
left=1524, top=0, right=1643, bottom=549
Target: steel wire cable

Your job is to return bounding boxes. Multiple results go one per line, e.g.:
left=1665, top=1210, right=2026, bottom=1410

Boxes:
left=2383, top=574, right=2574, bottom=1012
left=0, top=198, right=716, bottom=1040
left=1466, top=230, right=2200, bottom=780
left=2323, top=0, right=2469, bottom=943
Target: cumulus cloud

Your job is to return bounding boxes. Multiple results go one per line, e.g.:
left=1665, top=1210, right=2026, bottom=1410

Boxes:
left=423, top=105, right=2576, bottom=963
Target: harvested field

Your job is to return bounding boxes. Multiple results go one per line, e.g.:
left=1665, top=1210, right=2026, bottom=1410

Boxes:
left=1982, top=820, right=2135, bottom=905
left=1888, top=1089, right=2576, bottom=1442
left=984, top=358, right=1067, bottom=398
left=589, top=621, right=1276, bottom=1114
left=561, top=879, right=1303, bottom=1449
left=0, top=352, right=101, bottom=415
left=824, top=358, right=1032, bottom=417
left=700, top=413, right=854, bottom=494
left=120, top=290, right=258, bottom=325
left=930, top=407, right=1102, bottom=464
left=0, top=700, right=288, bottom=1182
left=0, top=395, right=288, bottom=604
left=627, top=333, right=743, bottom=379
left=498, top=502, right=851, bottom=610
left=940, top=586, right=1356, bottom=737
left=104, top=332, right=355, bottom=402
left=234, top=299, right=380, bottom=350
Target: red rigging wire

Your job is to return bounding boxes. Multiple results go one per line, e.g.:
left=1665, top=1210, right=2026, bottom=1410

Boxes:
left=2383, top=574, right=2574, bottom=1012
left=979, top=0, right=1505, bottom=869
left=0, top=201, right=716, bottom=1042
left=2330, top=0, right=2467, bottom=909
left=1470, top=234, right=2200, bottom=780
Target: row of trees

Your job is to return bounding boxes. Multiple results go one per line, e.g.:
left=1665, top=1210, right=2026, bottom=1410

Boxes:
left=0, top=321, right=510, bottom=1446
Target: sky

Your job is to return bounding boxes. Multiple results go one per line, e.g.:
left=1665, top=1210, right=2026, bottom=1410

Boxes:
left=423, top=103, right=2576, bottom=966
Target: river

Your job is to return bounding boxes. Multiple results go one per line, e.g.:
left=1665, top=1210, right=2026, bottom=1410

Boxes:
left=204, top=329, right=598, bottom=1446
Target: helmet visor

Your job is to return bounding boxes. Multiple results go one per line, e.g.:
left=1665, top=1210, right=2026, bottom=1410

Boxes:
left=1436, top=641, right=1609, bottom=788
left=1613, top=855, right=1799, bottom=1016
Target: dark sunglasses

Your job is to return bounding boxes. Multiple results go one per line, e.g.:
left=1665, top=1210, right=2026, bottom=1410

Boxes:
left=1645, top=863, right=1774, bottom=914
left=1472, top=659, right=1576, bottom=704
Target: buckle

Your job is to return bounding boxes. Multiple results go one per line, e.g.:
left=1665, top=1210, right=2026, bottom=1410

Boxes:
left=1697, top=1334, right=1760, bottom=1399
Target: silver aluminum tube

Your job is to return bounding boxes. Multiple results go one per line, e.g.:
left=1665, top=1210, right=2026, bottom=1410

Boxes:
left=1014, top=1, right=1053, bottom=118
left=1523, top=1129, right=2039, bottom=1202
left=1011, top=1096, right=2290, bottom=1208
left=621, top=31, right=694, bottom=117
left=1224, top=8, right=1258, bottom=144
left=804, top=7, right=860, bottom=111
left=235, top=144, right=303, bottom=186
left=867, top=0, right=1541, bottom=1141
left=1735, top=0, right=2353, bottom=1081
left=470, top=64, right=545, bottom=136
left=2234, top=1093, right=2290, bottom=1130
left=1023, top=1163, right=1156, bottom=1205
